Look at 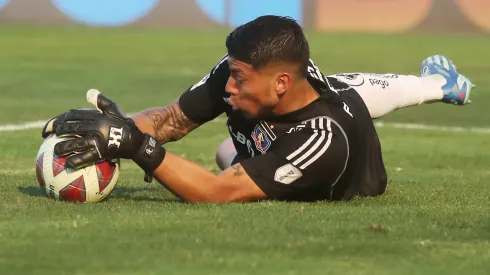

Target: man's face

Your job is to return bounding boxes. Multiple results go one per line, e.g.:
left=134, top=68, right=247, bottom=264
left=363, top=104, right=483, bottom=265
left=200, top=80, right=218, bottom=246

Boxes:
left=225, top=57, right=283, bottom=119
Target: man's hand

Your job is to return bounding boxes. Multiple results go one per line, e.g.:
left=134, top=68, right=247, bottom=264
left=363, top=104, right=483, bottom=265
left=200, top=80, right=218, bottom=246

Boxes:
left=49, top=89, right=166, bottom=182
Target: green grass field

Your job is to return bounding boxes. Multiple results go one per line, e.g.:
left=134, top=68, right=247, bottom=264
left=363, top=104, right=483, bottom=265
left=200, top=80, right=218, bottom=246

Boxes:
left=0, top=26, right=489, bottom=275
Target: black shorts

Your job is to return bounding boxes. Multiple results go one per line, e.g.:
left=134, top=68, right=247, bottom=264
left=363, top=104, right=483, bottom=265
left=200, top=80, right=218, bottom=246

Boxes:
left=231, top=154, right=248, bottom=166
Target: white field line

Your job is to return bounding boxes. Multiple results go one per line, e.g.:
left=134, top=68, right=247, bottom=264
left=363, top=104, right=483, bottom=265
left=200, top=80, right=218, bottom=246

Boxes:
left=1, top=117, right=489, bottom=134
left=373, top=121, right=490, bottom=134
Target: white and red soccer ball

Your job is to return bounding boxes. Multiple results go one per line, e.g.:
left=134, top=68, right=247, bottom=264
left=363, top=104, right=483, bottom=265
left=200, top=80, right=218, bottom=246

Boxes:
left=36, top=134, right=120, bottom=203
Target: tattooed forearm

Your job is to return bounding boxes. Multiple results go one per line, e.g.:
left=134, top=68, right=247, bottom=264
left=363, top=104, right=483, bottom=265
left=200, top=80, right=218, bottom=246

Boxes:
left=232, top=164, right=243, bottom=177
left=141, top=103, right=199, bottom=143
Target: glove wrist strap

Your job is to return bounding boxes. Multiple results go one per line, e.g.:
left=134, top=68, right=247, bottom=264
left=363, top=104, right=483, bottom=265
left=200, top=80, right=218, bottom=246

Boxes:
left=132, top=134, right=166, bottom=183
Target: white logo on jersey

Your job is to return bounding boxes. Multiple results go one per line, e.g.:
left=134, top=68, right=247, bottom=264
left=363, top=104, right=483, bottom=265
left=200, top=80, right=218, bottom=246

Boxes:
left=246, top=139, right=255, bottom=158
left=190, top=74, right=210, bottom=91
left=286, top=122, right=307, bottom=134
left=307, top=59, right=325, bottom=83
left=108, top=127, right=123, bottom=148
left=274, top=163, right=302, bottom=184
left=229, top=125, right=247, bottom=144
left=369, top=79, right=390, bottom=89
left=335, top=73, right=365, bottom=86
left=308, top=59, right=339, bottom=94
left=228, top=125, right=254, bottom=157
left=343, top=102, right=353, bottom=118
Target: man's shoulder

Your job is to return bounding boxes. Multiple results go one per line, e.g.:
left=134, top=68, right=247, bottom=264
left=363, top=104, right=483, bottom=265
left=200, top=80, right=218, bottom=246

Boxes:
left=211, top=54, right=230, bottom=74
left=205, top=54, right=231, bottom=81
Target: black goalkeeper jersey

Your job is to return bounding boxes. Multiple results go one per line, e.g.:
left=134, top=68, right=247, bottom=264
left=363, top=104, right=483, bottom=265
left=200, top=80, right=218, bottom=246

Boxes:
left=179, top=55, right=387, bottom=201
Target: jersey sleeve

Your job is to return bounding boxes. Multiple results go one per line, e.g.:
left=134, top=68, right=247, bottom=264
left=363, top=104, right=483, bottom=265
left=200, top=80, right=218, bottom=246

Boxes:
left=178, top=55, right=230, bottom=124
left=240, top=117, right=349, bottom=201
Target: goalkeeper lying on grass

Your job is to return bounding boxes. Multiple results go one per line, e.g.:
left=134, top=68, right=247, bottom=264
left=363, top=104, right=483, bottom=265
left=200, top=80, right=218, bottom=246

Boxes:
left=42, top=15, right=475, bottom=203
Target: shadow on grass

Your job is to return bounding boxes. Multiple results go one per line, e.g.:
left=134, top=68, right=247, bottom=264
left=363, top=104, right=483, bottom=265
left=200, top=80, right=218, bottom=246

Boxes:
left=18, top=185, right=182, bottom=203
left=109, top=186, right=183, bottom=203
left=18, top=186, right=44, bottom=197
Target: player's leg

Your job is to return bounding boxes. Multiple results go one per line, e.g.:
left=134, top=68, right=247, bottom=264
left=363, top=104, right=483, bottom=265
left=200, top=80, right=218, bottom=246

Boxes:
left=215, top=137, right=248, bottom=171
left=331, top=55, right=474, bottom=119
left=337, top=73, right=445, bottom=119
left=215, top=137, right=236, bottom=170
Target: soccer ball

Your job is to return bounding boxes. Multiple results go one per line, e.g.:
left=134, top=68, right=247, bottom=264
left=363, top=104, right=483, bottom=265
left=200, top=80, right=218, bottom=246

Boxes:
left=35, top=134, right=120, bottom=203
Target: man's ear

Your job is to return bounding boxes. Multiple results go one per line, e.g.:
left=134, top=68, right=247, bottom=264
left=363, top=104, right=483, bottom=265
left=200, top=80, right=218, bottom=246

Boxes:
left=275, top=73, right=292, bottom=96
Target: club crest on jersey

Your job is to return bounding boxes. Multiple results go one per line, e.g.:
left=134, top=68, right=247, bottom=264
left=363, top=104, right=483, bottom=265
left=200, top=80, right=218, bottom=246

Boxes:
left=251, top=125, right=271, bottom=154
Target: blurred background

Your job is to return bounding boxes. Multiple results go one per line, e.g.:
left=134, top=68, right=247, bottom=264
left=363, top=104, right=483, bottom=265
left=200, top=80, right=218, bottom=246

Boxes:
left=1, top=0, right=489, bottom=33
left=0, top=0, right=489, bottom=127
left=0, top=0, right=490, bottom=33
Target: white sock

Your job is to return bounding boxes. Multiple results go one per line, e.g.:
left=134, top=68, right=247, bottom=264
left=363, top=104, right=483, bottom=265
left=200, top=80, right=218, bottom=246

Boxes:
left=333, top=73, right=445, bottom=119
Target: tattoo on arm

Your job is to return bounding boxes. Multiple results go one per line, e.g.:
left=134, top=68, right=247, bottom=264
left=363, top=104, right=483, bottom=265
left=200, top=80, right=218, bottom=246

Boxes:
left=142, top=103, right=199, bottom=143
left=232, top=164, right=243, bottom=177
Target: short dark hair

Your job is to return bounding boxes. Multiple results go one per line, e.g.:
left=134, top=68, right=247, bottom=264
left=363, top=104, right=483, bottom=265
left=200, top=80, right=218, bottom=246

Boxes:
left=225, top=15, right=310, bottom=77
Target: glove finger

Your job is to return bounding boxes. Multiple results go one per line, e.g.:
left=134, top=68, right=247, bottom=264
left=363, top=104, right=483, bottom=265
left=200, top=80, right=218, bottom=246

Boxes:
left=61, top=108, right=101, bottom=121
left=54, top=137, right=94, bottom=156
left=55, top=121, right=100, bottom=137
left=41, top=116, right=60, bottom=138
left=42, top=109, right=101, bottom=138
left=66, top=149, right=103, bottom=170
left=87, top=89, right=126, bottom=119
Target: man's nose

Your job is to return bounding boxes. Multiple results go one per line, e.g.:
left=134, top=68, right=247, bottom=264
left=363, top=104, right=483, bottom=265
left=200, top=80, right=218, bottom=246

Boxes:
left=225, top=77, right=239, bottom=95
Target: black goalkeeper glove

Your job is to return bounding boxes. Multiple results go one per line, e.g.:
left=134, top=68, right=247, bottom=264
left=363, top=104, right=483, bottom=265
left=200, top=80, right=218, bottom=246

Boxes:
left=44, top=89, right=165, bottom=183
